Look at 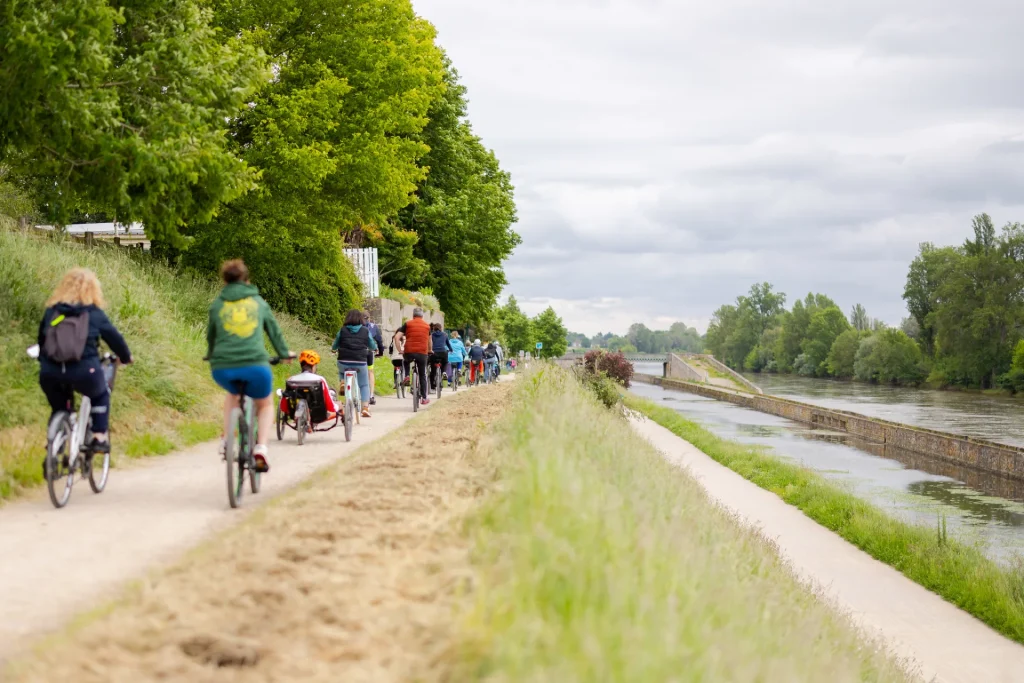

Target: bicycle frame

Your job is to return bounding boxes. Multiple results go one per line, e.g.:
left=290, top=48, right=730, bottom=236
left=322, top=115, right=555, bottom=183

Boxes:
left=345, top=370, right=362, bottom=422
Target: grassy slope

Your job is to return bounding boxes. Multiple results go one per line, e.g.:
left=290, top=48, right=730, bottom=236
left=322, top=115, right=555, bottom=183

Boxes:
left=447, top=368, right=914, bottom=682
left=0, top=229, right=334, bottom=500
left=625, top=393, right=1024, bottom=646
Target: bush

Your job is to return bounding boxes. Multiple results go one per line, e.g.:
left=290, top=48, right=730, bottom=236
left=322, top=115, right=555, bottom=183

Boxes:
left=826, top=329, right=866, bottom=378
left=998, top=340, right=1024, bottom=393
left=853, top=329, right=927, bottom=385
left=582, top=349, right=633, bottom=387
left=573, top=366, right=622, bottom=410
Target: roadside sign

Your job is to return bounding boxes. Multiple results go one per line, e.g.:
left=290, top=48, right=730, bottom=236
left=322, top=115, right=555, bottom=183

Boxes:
left=536, top=342, right=543, bottom=349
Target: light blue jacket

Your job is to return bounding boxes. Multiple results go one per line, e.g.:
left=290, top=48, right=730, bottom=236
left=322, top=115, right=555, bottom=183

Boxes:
left=448, top=337, right=468, bottom=364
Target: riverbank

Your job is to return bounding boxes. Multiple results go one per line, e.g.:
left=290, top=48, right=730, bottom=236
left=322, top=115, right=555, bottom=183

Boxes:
left=6, top=370, right=915, bottom=682
left=625, top=393, right=1024, bottom=646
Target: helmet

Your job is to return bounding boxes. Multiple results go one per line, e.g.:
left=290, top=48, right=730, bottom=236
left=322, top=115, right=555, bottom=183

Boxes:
left=299, top=349, right=320, bottom=366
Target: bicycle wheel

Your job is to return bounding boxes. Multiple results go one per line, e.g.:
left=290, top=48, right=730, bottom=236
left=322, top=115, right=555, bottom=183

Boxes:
left=296, top=399, right=308, bottom=446
left=344, top=395, right=354, bottom=442
left=226, top=407, right=244, bottom=508
left=248, top=403, right=261, bottom=495
left=436, top=366, right=443, bottom=398
left=275, top=401, right=284, bottom=440
left=87, top=445, right=110, bottom=494
left=395, top=370, right=402, bottom=400
left=412, top=370, right=419, bottom=412
left=45, top=412, right=74, bottom=508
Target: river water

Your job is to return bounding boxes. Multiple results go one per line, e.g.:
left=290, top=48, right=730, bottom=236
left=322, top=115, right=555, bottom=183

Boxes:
left=629, top=363, right=1024, bottom=563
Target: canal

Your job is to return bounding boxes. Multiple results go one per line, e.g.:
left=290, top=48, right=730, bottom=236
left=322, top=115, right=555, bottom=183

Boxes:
left=629, top=365, right=1024, bottom=564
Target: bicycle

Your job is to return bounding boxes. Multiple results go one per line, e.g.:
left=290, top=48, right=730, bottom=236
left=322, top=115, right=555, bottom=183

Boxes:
left=411, top=363, right=421, bottom=412
left=343, top=369, right=362, bottom=442
left=451, top=364, right=461, bottom=392
left=394, top=362, right=406, bottom=400
left=431, top=358, right=445, bottom=399
left=32, top=345, right=119, bottom=509
left=222, top=356, right=282, bottom=509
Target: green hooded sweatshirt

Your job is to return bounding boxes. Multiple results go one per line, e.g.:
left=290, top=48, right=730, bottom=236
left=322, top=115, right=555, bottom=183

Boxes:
left=206, top=282, right=290, bottom=370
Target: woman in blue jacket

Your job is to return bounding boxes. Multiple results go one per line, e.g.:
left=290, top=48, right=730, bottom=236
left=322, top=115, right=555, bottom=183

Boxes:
left=447, top=331, right=467, bottom=385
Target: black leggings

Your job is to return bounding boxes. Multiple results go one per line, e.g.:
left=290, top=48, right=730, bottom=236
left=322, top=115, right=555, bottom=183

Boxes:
left=40, top=367, right=111, bottom=432
left=403, top=353, right=428, bottom=400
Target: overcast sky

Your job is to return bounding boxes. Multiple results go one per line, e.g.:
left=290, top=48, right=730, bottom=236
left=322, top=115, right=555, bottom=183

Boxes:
left=412, top=0, right=1024, bottom=335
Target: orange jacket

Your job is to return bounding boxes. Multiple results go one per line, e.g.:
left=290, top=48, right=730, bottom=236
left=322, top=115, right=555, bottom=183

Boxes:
left=400, top=318, right=431, bottom=354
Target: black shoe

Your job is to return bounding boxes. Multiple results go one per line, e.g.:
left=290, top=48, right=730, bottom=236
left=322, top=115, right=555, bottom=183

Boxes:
left=89, top=438, right=111, bottom=454
left=369, top=396, right=376, bottom=405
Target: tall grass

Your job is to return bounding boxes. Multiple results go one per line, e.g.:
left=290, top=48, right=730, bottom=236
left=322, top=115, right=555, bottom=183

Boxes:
left=625, top=393, right=1024, bottom=645
left=0, top=229, right=333, bottom=499
left=447, top=367, right=915, bottom=682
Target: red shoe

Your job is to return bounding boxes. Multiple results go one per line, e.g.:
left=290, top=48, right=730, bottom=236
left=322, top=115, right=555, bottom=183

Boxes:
left=420, top=398, right=430, bottom=406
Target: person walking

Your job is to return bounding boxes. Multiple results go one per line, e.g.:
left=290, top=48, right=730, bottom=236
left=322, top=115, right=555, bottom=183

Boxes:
left=395, top=308, right=431, bottom=405
left=332, top=309, right=377, bottom=418
left=362, top=311, right=384, bottom=405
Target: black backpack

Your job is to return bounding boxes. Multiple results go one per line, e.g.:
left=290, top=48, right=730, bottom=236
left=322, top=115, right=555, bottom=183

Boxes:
left=43, top=311, right=90, bottom=363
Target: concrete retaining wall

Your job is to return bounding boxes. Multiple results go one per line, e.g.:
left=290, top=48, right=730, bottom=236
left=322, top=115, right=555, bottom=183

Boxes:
left=633, top=373, right=1024, bottom=481
left=667, top=353, right=705, bottom=382
left=364, top=298, right=445, bottom=345
left=673, top=353, right=763, bottom=394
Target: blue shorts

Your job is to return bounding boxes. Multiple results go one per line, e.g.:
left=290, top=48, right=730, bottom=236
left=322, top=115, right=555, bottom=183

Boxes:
left=212, top=365, right=274, bottom=399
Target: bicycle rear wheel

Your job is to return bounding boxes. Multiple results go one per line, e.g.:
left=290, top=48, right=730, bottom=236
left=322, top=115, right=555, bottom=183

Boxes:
left=412, top=370, right=419, bottom=412
left=296, top=399, right=308, bottom=446
left=344, top=395, right=354, bottom=442
left=45, top=413, right=74, bottom=508
left=436, top=366, right=443, bottom=398
left=226, top=407, right=244, bottom=508
left=275, top=401, right=284, bottom=440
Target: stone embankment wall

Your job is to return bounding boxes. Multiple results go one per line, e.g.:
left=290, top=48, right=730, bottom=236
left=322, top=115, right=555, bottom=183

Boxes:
left=634, top=374, right=1024, bottom=482
left=365, top=298, right=445, bottom=345
left=667, top=353, right=705, bottom=382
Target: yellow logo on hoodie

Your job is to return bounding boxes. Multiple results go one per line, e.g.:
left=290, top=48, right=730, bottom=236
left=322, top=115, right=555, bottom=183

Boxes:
left=220, top=297, right=259, bottom=338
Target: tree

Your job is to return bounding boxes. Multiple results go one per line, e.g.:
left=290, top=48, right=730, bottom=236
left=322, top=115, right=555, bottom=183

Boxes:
left=827, top=329, right=867, bottom=378
left=903, top=242, right=958, bottom=356
left=853, top=329, right=926, bottom=385
left=850, top=304, right=870, bottom=332
left=397, top=58, right=520, bottom=326
left=499, top=296, right=533, bottom=355
left=746, top=282, right=786, bottom=334
left=0, top=0, right=266, bottom=242
left=774, top=293, right=837, bottom=373
left=801, top=305, right=851, bottom=376
left=532, top=307, right=568, bottom=359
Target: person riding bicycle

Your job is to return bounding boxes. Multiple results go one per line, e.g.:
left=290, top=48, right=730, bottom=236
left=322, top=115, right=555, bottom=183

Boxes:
left=207, top=260, right=293, bottom=474
left=447, top=331, right=467, bottom=385
left=493, top=341, right=504, bottom=378
left=483, top=342, right=499, bottom=382
left=332, top=309, right=377, bottom=418
left=38, top=268, right=133, bottom=461
left=395, top=308, right=432, bottom=405
left=388, top=331, right=405, bottom=378
left=363, top=311, right=384, bottom=406
left=466, top=338, right=485, bottom=384
left=285, top=350, right=339, bottom=423
left=428, top=323, right=452, bottom=390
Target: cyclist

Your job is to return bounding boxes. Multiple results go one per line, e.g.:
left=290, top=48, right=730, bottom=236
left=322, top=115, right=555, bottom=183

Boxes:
left=447, top=331, right=467, bottom=385
left=332, top=309, right=377, bottom=418
left=466, top=338, right=485, bottom=384
left=388, top=331, right=405, bottom=386
left=395, top=308, right=431, bottom=406
left=484, top=342, right=498, bottom=383
left=429, top=322, right=452, bottom=390
left=38, top=268, right=133, bottom=461
left=207, top=260, right=293, bottom=474
left=493, top=341, right=504, bottom=378
left=284, top=350, right=340, bottom=423
left=363, top=311, right=384, bottom=405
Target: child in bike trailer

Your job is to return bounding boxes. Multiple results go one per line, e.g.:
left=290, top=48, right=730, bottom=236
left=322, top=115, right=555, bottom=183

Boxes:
left=467, top=339, right=486, bottom=383
left=284, top=350, right=340, bottom=424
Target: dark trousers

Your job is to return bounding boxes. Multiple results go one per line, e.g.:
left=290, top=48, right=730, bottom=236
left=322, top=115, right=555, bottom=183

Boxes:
left=403, top=353, right=428, bottom=400
left=39, top=365, right=111, bottom=432
left=428, top=352, right=448, bottom=388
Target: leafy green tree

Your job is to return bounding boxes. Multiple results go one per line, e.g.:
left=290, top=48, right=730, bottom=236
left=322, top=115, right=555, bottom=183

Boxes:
left=903, top=242, right=958, bottom=356
left=746, top=282, right=786, bottom=334
left=853, top=329, right=926, bottom=385
left=774, top=293, right=837, bottom=373
left=0, top=0, right=265, bottom=242
left=705, top=304, right=738, bottom=361
left=801, top=305, right=850, bottom=376
left=827, top=329, right=867, bottom=378
left=532, top=307, right=568, bottom=359
left=850, top=304, right=870, bottom=332
left=499, top=296, right=533, bottom=355
left=397, top=59, right=519, bottom=326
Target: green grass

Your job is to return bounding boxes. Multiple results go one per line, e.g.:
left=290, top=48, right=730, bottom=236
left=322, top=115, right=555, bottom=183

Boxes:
left=123, top=433, right=175, bottom=458
left=0, top=228, right=334, bottom=499
left=625, top=393, right=1024, bottom=646
left=175, top=420, right=220, bottom=447
left=447, top=367, right=915, bottom=682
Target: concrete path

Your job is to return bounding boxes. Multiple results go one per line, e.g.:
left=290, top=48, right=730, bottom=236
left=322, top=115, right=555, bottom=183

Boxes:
left=0, top=385, right=463, bottom=664
left=632, top=416, right=1024, bottom=683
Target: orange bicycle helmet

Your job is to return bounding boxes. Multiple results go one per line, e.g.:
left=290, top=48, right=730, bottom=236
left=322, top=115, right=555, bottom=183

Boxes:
left=299, top=349, right=320, bottom=366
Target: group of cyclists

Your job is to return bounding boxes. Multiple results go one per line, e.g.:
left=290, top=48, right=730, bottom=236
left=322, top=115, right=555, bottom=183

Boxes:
left=36, top=258, right=506, bottom=483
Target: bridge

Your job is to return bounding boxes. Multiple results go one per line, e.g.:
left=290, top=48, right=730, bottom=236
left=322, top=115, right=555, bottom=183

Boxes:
left=560, top=351, right=668, bottom=363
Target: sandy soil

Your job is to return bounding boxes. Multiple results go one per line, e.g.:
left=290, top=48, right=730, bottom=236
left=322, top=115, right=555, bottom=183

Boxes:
left=0, top=383, right=478, bottom=668
left=633, top=416, right=1024, bottom=683
left=2, top=383, right=510, bottom=682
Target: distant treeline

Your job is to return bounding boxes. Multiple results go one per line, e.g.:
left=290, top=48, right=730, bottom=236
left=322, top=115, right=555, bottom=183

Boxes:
left=567, top=323, right=703, bottom=354
left=706, top=214, right=1024, bottom=390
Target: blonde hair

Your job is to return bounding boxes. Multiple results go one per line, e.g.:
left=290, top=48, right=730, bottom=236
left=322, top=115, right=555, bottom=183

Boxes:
left=46, top=268, right=105, bottom=308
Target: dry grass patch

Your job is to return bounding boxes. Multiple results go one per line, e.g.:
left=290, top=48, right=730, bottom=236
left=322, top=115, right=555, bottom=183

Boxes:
left=7, top=384, right=512, bottom=683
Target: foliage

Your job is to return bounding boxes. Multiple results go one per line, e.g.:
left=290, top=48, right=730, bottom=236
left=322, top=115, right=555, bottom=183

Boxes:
left=582, top=349, right=633, bottom=387
left=396, top=58, right=520, bottom=326
left=498, top=296, right=533, bottom=355
left=378, top=284, right=440, bottom=312
left=826, top=329, right=866, bottom=379
left=628, top=394, right=1024, bottom=647
left=800, top=305, right=850, bottom=377
left=0, top=0, right=265, bottom=243
left=572, top=365, right=623, bottom=410
left=531, top=307, right=568, bottom=359
left=852, top=329, right=927, bottom=385
left=998, top=340, right=1024, bottom=393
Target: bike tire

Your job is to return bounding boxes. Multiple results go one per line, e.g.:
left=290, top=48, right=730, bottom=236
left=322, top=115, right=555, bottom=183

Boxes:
left=436, top=366, right=443, bottom=398
left=412, top=370, right=419, bottom=412
left=275, top=401, right=284, bottom=441
left=248, top=405, right=261, bottom=494
left=344, top=396, right=354, bottom=442
left=395, top=370, right=402, bottom=400
left=87, top=447, right=110, bottom=494
left=45, top=412, right=74, bottom=508
left=226, top=407, right=244, bottom=508
left=296, top=399, right=308, bottom=446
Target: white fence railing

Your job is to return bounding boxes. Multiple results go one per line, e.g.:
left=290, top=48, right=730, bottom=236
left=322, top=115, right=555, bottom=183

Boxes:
left=343, top=247, right=379, bottom=298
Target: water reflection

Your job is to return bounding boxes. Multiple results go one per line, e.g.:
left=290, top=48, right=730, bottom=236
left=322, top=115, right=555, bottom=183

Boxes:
left=629, top=381, right=1024, bottom=563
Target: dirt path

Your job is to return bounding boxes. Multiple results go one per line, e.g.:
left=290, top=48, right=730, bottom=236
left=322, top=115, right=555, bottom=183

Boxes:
left=633, top=416, right=1024, bottom=683
left=0, top=386, right=465, bottom=665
